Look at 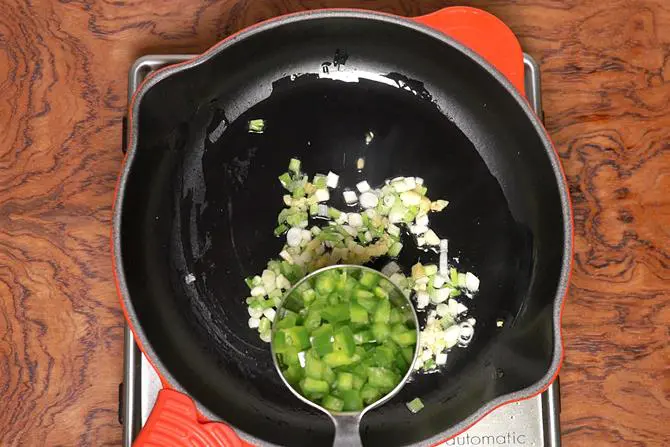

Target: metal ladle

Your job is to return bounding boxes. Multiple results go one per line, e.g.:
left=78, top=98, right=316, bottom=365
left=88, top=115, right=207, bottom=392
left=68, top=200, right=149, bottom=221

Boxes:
left=271, top=265, right=419, bottom=447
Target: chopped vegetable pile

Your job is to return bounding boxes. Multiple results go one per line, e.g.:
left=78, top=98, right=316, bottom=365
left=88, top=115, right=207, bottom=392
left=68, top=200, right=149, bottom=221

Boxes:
left=244, top=158, right=480, bottom=372
left=273, top=267, right=417, bottom=412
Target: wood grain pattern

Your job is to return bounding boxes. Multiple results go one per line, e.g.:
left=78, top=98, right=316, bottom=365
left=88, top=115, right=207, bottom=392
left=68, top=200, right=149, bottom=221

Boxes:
left=0, top=0, right=668, bottom=445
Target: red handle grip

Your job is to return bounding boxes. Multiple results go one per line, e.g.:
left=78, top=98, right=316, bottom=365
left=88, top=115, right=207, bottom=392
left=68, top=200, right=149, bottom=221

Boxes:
left=413, top=6, right=526, bottom=97
left=133, top=390, right=250, bottom=447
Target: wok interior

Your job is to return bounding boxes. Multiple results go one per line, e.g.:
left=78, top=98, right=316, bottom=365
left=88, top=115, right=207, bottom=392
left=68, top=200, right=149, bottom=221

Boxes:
left=120, top=15, right=565, bottom=446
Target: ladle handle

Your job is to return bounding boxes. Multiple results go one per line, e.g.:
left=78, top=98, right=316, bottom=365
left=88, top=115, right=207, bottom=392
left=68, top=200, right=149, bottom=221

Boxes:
left=331, top=413, right=363, bottom=447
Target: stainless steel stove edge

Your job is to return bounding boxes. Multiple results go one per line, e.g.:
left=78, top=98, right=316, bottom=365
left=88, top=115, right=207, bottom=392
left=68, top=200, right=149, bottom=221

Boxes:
left=120, top=53, right=560, bottom=447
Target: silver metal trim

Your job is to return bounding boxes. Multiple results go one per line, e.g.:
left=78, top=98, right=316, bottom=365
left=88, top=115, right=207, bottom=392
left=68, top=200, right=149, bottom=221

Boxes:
left=121, top=51, right=560, bottom=447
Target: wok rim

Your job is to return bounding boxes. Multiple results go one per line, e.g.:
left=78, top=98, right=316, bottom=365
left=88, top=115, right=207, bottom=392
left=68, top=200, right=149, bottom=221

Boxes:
left=112, top=8, right=573, bottom=445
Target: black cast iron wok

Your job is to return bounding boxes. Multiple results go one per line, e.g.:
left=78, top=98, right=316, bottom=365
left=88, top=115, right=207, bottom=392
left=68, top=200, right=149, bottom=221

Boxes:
left=113, top=7, right=572, bottom=447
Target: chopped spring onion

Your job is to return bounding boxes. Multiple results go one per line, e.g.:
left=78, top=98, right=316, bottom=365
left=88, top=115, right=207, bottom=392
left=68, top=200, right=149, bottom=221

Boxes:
left=248, top=119, right=265, bottom=133
left=365, top=131, right=374, bottom=145
left=431, top=200, right=449, bottom=212
left=288, top=158, right=301, bottom=174
left=406, top=397, right=425, bottom=414
left=245, top=158, right=479, bottom=373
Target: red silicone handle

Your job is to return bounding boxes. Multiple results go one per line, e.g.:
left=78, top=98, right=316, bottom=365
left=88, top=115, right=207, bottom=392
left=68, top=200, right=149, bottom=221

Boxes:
left=413, top=6, right=526, bottom=97
left=133, top=390, right=251, bottom=447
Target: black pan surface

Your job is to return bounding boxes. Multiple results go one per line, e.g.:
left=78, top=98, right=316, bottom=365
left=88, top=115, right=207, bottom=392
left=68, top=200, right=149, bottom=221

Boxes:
left=116, top=11, right=570, bottom=446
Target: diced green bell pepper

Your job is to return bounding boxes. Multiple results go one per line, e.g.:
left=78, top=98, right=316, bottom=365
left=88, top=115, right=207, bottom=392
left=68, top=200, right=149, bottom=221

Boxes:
left=358, top=271, right=380, bottom=289
left=280, top=326, right=310, bottom=351
left=333, top=326, right=356, bottom=356
left=374, top=300, right=391, bottom=324
left=391, top=330, right=417, bottom=347
left=276, top=311, right=298, bottom=330
left=283, top=364, right=304, bottom=384
left=371, top=323, right=390, bottom=342
left=303, top=309, right=322, bottom=331
left=353, top=330, right=374, bottom=345
left=341, top=389, right=364, bottom=411
left=349, top=303, right=369, bottom=324
left=367, top=367, right=398, bottom=391
left=300, top=377, right=329, bottom=395
left=311, top=324, right=334, bottom=357
left=360, top=384, right=381, bottom=405
left=315, top=273, right=336, bottom=294
left=322, top=303, right=350, bottom=323
left=352, top=374, right=366, bottom=391
left=337, top=372, right=354, bottom=391
left=323, top=351, right=354, bottom=368
left=305, top=355, right=325, bottom=380
left=322, top=395, right=344, bottom=412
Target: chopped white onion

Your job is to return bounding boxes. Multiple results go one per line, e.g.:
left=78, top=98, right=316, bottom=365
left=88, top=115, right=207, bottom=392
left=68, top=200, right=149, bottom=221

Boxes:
left=439, top=239, right=449, bottom=274
left=458, top=322, right=475, bottom=345
left=432, top=275, right=446, bottom=288
left=343, top=190, right=358, bottom=204
left=250, top=286, right=266, bottom=297
left=436, top=352, right=448, bottom=365
left=263, top=308, right=276, bottom=321
left=415, top=214, right=429, bottom=227
left=314, top=188, right=330, bottom=202
left=414, top=276, right=429, bottom=286
left=356, top=180, right=371, bottom=193
left=400, top=191, right=422, bottom=206
left=424, top=229, right=440, bottom=246
left=348, top=213, right=363, bottom=227
left=443, top=325, right=460, bottom=349
left=387, top=223, right=400, bottom=237
left=389, top=208, right=405, bottom=224
left=415, top=177, right=424, bottom=185
left=416, top=291, right=430, bottom=309
left=465, top=272, right=480, bottom=292
left=359, top=192, right=378, bottom=209
left=381, top=261, right=400, bottom=276
left=248, top=317, right=260, bottom=328
left=383, top=195, right=396, bottom=207
left=317, top=204, right=328, bottom=217
left=430, top=287, right=450, bottom=304
left=342, top=225, right=357, bottom=236
left=435, top=303, right=450, bottom=317
left=410, top=225, right=429, bottom=235
left=448, top=299, right=468, bottom=315
left=276, top=274, right=291, bottom=290
left=286, top=227, right=303, bottom=247
left=326, top=171, right=339, bottom=188
left=248, top=307, right=263, bottom=319
left=301, top=229, right=312, bottom=242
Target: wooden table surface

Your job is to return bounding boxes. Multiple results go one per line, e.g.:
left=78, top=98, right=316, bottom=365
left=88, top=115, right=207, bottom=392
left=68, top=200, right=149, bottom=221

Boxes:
left=1, top=0, right=669, bottom=445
